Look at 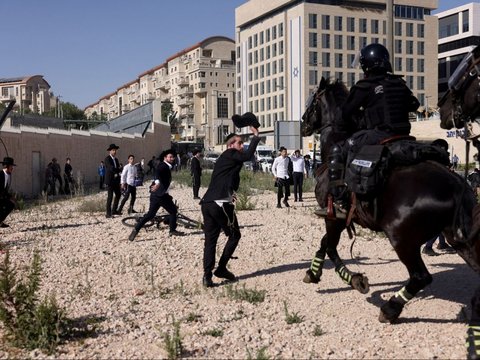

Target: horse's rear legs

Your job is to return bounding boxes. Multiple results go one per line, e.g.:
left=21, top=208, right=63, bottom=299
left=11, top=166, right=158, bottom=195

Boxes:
left=379, top=249, right=432, bottom=323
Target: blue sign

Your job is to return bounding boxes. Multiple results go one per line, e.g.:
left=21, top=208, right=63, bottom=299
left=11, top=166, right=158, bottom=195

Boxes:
left=446, top=129, right=465, bottom=138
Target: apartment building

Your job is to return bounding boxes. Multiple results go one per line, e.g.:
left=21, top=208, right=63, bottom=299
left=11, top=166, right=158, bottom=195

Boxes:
left=0, top=75, right=53, bottom=114
left=437, top=2, right=480, bottom=98
left=235, top=0, right=438, bottom=147
left=85, top=36, right=236, bottom=151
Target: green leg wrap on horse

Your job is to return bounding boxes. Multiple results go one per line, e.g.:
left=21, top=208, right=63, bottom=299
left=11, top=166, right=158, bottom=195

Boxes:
left=466, top=325, right=480, bottom=359
left=394, top=286, right=414, bottom=305
left=310, top=257, right=325, bottom=278
left=335, top=265, right=352, bottom=285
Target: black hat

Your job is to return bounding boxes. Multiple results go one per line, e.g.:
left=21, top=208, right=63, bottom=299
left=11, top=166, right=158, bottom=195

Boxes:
left=232, top=112, right=260, bottom=129
left=1, top=157, right=16, bottom=166
left=107, top=143, right=119, bottom=151
left=160, top=148, right=176, bottom=159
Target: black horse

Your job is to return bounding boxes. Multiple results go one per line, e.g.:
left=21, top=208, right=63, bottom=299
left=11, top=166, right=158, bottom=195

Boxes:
left=438, top=45, right=480, bottom=359
left=301, top=77, right=480, bottom=330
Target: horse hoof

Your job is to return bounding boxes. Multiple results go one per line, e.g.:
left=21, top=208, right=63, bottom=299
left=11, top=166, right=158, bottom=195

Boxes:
left=303, top=270, right=320, bottom=284
left=351, top=274, right=369, bottom=294
left=378, top=310, right=393, bottom=323
left=378, top=301, right=403, bottom=323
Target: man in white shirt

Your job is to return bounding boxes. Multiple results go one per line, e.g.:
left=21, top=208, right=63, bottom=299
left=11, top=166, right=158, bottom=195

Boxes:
left=291, top=149, right=307, bottom=202
left=117, top=154, right=138, bottom=215
left=272, top=146, right=292, bottom=208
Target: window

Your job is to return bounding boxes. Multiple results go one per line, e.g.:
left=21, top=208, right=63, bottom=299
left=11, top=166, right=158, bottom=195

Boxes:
left=359, top=36, right=367, bottom=49
left=309, top=13, right=317, bottom=29
left=322, top=70, right=331, bottom=79
left=322, top=15, right=330, bottom=30
left=266, top=62, right=270, bottom=76
left=279, top=41, right=284, bottom=55
left=272, top=25, right=277, bottom=40
left=334, top=35, right=343, bottom=50
left=322, top=52, right=331, bottom=67
left=406, top=58, right=414, bottom=72
left=321, top=34, right=330, bottom=49
left=248, top=36, right=252, bottom=49
left=272, top=43, right=277, bottom=57
left=334, top=16, right=342, bottom=31
left=309, top=70, right=318, bottom=85
left=347, top=72, right=356, bottom=87
left=260, top=31, right=264, bottom=44
left=462, top=9, right=469, bottom=32
left=395, top=21, right=402, bottom=36
left=417, top=41, right=424, bottom=55
left=395, top=39, right=402, bottom=54
left=254, top=34, right=258, bottom=47
left=359, top=18, right=367, bottom=33
left=417, top=23, right=425, bottom=38
left=272, top=61, right=277, bottom=74
left=309, top=32, right=318, bottom=47
left=266, top=28, right=270, bottom=42
left=347, top=36, right=355, bottom=50
left=260, top=48, right=264, bottom=61
left=309, top=51, right=318, bottom=66
left=335, top=72, right=343, bottom=81
left=406, top=40, right=413, bottom=55
left=395, top=57, right=402, bottom=72
left=417, top=76, right=424, bottom=90
left=371, top=19, right=379, bottom=34
left=217, top=97, right=228, bottom=118
left=347, top=54, right=356, bottom=67
left=439, top=13, right=458, bottom=38
left=406, top=23, right=414, bottom=37
left=335, top=53, right=343, bottom=68
left=279, top=59, right=284, bottom=72
left=417, top=58, right=424, bottom=72
left=405, top=75, right=413, bottom=89
left=347, top=17, right=355, bottom=32
left=279, top=23, right=284, bottom=37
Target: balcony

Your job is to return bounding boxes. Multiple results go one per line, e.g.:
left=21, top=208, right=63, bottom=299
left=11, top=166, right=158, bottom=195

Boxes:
left=178, top=77, right=189, bottom=87
left=177, top=97, right=193, bottom=107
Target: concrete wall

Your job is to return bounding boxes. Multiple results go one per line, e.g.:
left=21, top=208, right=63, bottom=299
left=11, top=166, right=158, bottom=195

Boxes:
left=0, top=122, right=171, bottom=198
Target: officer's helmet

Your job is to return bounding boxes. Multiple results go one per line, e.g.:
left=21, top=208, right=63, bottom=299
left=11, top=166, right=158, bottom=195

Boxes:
left=359, top=43, right=392, bottom=75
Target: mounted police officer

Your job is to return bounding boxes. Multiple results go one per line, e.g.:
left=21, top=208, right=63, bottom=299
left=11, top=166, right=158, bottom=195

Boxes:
left=317, top=43, right=420, bottom=218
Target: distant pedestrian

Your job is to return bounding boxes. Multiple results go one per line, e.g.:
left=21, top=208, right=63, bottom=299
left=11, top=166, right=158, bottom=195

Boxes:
left=104, top=143, right=122, bottom=218
left=64, top=157, right=74, bottom=195
left=98, top=161, right=106, bottom=189
left=291, top=149, right=306, bottom=202
left=51, top=158, right=64, bottom=195
left=452, top=154, right=459, bottom=170
left=190, top=149, right=202, bottom=199
left=0, top=157, right=17, bottom=228
left=117, top=154, right=138, bottom=215
left=272, top=146, right=291, bottom=208
left=43, top=161, right=55, bottom=195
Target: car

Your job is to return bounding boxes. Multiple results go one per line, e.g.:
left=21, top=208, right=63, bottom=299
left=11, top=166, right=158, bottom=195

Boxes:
left=259, top=158, right=274, bottom=173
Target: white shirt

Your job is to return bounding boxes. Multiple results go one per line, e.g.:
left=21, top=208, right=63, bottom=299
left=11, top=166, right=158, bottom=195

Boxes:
left=2, top=169, right=10, bottom=190
left=272, top=156, right=290, bottom=179
left=291, top=154, right=306, bottom=174
left=121, top=163, right=137, bottom=186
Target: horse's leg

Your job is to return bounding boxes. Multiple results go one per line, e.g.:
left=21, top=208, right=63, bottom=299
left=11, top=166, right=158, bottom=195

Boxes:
left=303, top=233, right=328, bottom=284
left=379, top=245, right=432, bottom=323
left=467, top=286, right=480, bottom=360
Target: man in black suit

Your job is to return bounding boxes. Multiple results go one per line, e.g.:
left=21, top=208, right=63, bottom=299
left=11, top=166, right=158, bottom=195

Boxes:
left=200, top=125, right=260, bottom=287
left=104, top=143, right=122, bottom=218
left=190, top=149, right=202, bottom=199
left=0, top=157, right=16, bottom=228
left=128, top=149, right=184, bottom=241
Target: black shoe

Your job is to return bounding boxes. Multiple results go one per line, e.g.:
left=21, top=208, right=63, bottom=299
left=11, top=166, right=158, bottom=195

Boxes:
left=214, top=267, right=236, bottom=281
left=203, top=275, right=214, bottom=288
left=422, top=247, right=438, bottom=256
left=129, top=229, right=138, bottom=242
left=105, top=214, right=112, bottom=219
left=130, top=209, right=138, bottom=214
left=113, top=210, right=122, bottom=216
left=194, top=196, right=201, bottom=199
left=169, top=230, right=185, bottom=237
left=0, top=222, right=9, bottom=228
left=277, top=203, right=282, bottom=208
left=298, top=199, right=303, bottom=202
left=283, top=199, right=290, bottom=208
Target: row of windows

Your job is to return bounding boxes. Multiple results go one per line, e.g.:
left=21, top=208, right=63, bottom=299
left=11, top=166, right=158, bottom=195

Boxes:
left=439, top=10, right=469, bottom=39
left=248, top=94, right=285, bottom=112
left=248, top=23, right=284, bottom=49
left=247, top=77, right=285, bottom=95
left=394, top=5, right=430, bottom=20
left=242, top=60, right=285, bottom=81
left=246, top=41, right=284, bottom=65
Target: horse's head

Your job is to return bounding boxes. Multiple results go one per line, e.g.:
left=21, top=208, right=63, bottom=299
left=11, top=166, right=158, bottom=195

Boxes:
left=439, top=45, right=480, bottom=130
left=301, top=77, right=349, bottom=137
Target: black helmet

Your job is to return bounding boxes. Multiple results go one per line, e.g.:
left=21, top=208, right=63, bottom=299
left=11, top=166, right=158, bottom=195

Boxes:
left=360, top=43, right=392, bottom=75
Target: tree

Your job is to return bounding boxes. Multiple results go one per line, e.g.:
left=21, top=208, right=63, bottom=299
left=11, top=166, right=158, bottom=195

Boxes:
left=61, top=102, right=85, bottom=120
left=161, top=101, right=179, bottom=135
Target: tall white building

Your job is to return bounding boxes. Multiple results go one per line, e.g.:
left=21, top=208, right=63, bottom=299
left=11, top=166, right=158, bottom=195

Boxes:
left=235, top=0, right=439, bottom=148
left=437, top=2, right=480, bottom=97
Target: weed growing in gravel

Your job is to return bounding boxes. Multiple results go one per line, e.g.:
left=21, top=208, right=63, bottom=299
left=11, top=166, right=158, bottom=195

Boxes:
left=162, top=317, right=184, bottom=360
left=247, top=346, right=270, bottom=360
left=283, top=301, right=304, bottom=324
left=184, top=313, right=202, bottom=322
left=235, top=191, right=257, bottom=211
left=312, top=324, right=325, bottom=336
left=223, top=284, right=266, bottom=304
left=0, top=250, right=68, bottom=353
left=202, top=328, right=224, bottom=337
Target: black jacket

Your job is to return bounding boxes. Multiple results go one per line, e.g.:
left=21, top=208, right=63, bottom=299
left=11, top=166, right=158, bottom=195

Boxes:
left=104, top=155, right=121, bottom=186
left=152, top=161, right=172, bottom=198
left=0, top=170, right=11, bottom=200
left=190, top=156, right=202, bottom=179
left=339, top=74, right=419, bottom=135
left=202, top=136, right=261, bottom=202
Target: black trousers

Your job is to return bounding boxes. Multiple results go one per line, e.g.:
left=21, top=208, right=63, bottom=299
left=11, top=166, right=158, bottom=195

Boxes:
left=293, top=172, right=304, bottom=201
left=106, top=182, right=121, bottom=216
left=99, top=176, right=105, bottom=189
left=276, top=177, right=290, bottom=204
left=192, top=175, right=201, bottom=198
left=135, top=193, right=177, bottom=232
left=118, top=185, right=137, bottom=212
left=0, top=198, right=14, bottom=223
left=201, top=202, right=241, bottom=276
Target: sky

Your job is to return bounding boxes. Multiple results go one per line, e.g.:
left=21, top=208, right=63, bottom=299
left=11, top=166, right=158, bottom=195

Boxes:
left=0, top=0, right=476, bottom=109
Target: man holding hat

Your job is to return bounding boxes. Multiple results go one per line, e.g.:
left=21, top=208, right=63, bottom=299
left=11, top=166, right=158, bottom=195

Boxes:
left=104, top=144, right=122, bottom=218
left=200, top=113, right=260, bottom=288
left=0, top=157, right=16, bottom=228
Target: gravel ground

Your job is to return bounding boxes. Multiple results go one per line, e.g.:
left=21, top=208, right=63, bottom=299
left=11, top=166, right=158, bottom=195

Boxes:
left=0, top=181, right=477, bottom=359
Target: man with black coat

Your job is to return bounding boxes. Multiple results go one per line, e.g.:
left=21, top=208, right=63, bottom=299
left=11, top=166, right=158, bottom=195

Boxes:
left=190, top=149, right=202, bottom=199
left=128, top=149, right=183, bottom=241
left=200, top=120, right=260, bottom=288
left=104, top=143, right=122, bottom=218
left=0, top=157, right=16, bottom=228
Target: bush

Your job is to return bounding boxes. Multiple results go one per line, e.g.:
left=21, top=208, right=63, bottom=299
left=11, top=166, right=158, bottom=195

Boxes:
left=77, top=198, right=105, bottom=213
left=0, top=251, right=68, bottom=353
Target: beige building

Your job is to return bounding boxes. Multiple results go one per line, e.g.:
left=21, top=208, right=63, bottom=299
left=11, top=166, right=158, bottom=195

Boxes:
left=85, top=36, right=236, bottom=151
left=235, top=0, right=439, bottom=149
left=0, top=75, right=54, bottom=114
